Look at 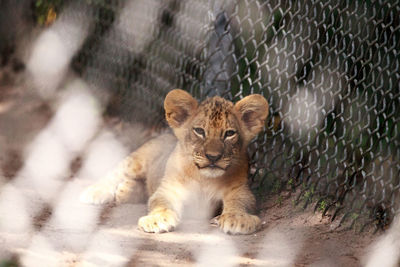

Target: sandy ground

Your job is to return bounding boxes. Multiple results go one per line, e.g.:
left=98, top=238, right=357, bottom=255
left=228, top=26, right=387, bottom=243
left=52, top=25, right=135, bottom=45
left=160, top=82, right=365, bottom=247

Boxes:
left=0, top=186, right=377, bottom=266
left=0, top=68, right=380, bottom=267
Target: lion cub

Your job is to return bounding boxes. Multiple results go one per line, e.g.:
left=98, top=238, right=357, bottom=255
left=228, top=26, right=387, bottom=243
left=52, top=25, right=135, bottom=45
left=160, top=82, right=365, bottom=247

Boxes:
left=81, top=89, right=269, bottom=234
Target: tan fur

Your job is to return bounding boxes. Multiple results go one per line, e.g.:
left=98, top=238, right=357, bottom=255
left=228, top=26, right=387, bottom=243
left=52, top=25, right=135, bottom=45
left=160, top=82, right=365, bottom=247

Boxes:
left=80, top=89, right=269, bottom=235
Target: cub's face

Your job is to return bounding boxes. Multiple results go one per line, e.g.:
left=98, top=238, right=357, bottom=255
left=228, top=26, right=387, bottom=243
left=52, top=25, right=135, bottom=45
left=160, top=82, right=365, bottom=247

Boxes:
left=164, top=89, right=269, bottom=178
left=187, top=98, right=242, bottom=177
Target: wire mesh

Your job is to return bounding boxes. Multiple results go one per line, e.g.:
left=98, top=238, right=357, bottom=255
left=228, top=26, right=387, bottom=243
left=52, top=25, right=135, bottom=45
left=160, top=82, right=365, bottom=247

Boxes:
left=68, top=0, right=400, bottom=230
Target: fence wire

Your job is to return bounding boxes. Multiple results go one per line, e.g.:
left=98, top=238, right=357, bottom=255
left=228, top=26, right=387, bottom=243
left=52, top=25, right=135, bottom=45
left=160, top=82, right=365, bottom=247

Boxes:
left=68, top=0, right=400, bottom=230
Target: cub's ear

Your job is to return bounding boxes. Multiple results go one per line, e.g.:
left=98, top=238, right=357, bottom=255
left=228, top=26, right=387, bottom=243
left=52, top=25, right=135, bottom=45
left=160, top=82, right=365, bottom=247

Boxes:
left=234, top=94, right=269, bottom=138
left=164, top=89, right=198, bottom=128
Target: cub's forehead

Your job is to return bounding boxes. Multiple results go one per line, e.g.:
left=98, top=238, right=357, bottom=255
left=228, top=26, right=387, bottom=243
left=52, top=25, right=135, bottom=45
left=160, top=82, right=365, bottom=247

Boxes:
left=195, top=97, right=236, bottom=127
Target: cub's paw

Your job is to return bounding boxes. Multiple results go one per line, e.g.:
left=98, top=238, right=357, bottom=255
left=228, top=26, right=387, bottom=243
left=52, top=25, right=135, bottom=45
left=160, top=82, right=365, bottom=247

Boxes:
left=80, top=184, right=115, bottom=204
left=211, top=213, right=261, bottom=235
left=138, top=209, right=178, bottom=233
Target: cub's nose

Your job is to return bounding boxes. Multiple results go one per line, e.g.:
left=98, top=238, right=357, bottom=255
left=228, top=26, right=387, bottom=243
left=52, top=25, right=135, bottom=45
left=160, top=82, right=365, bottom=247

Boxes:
left=205, top=152, right=222, bottom=163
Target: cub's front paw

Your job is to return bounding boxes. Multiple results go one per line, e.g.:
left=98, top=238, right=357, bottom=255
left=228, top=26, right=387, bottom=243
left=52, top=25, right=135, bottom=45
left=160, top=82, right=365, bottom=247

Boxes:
left=138, top=209, right=178, bottom=233
left=80, top=184, right=115, bottom=204
left=211, top=213, right=261, bottom=235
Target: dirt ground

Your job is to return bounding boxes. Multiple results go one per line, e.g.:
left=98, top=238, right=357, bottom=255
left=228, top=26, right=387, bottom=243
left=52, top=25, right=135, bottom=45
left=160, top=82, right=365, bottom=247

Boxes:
left=0, top=66, right=380, bottom=267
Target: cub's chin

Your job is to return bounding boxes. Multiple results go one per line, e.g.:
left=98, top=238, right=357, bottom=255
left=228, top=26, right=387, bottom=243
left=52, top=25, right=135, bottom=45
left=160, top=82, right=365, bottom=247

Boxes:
left=199, top=167, right=226, bottom=178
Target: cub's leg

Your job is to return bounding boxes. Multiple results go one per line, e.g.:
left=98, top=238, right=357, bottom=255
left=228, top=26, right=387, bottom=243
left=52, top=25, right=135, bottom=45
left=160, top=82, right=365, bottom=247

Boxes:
left=138, top=179, right=187, bottom=233
left=80, top=151, right=147, bottom=204
left=212, top=184, right=261, bottom=235
left=80, top=133, right=175, bottom=205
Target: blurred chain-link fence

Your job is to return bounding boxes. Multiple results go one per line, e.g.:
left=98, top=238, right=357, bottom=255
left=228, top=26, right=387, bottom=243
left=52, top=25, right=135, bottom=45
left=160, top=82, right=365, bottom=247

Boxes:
left=40, top=0, right=400, bottom=230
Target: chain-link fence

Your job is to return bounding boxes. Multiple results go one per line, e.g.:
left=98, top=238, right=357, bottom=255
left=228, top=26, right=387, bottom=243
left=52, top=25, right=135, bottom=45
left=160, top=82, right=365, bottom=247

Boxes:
left=51, top=0, right=400, bottom=230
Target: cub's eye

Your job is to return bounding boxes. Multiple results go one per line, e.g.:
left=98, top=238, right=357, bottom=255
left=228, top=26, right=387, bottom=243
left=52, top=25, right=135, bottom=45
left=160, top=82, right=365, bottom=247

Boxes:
left=224, top=130, right=236, bottom=139
left=193, top=127, right=205, bottom=137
